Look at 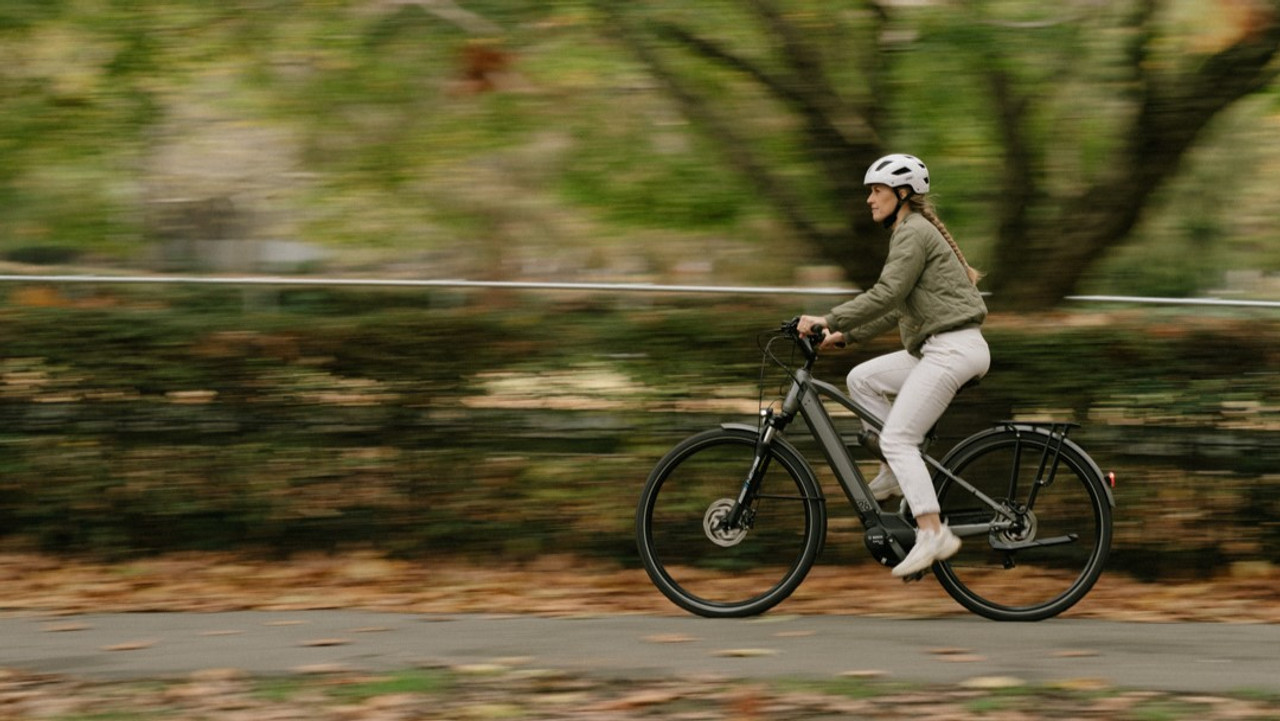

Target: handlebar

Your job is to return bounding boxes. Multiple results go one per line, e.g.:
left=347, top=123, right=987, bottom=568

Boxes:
left=780, top=317, right=843, bottom=362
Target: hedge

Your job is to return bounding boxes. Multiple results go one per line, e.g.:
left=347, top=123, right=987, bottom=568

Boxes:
left=0, top=285, right=1275, bottom=578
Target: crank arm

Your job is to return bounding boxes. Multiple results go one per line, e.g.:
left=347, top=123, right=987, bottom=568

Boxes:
left=950, top=522, right=1010, bottom=539
left=989, top=533, right=1078, bottom=551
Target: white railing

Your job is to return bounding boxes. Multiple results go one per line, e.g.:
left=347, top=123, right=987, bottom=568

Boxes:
left=0, top=274, right=1277, bottom=308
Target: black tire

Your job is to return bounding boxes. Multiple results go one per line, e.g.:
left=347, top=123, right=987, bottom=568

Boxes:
left=636, top=427, right=826, bottom=618
left=932, top=427, right=1113, bottom=621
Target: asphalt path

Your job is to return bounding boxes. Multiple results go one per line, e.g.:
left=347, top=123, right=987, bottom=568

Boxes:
left=1, top=612, right=1277, bottom=693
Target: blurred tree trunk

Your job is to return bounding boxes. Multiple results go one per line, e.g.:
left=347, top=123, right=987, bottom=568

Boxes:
left=987, top=0, right=1280, bottom=307
left=596, top=0, right=1280, bottom=309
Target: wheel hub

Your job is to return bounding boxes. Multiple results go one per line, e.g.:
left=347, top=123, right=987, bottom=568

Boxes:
left=998, top=505, right=1038, bottom=545
left=703, top=498, right=748, bottom=547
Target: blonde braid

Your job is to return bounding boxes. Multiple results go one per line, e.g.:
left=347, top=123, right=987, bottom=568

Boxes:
left=910, top=195, right=982, bottom=286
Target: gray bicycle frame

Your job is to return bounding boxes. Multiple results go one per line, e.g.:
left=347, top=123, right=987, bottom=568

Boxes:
left=778, top=366, right=1021, bottom=536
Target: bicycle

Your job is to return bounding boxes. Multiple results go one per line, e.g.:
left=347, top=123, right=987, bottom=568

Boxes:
left=635, top=318, right=1115, bottom=622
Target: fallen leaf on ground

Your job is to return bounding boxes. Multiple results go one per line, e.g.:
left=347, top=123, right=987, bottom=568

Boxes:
left=643, top=633, right=697, bottom=644
left=41, top=623, right=89, bottom=633
left=299, top=638, right=350, bottom=647
left=101, top=640, right=154, bottom=652
left=961, top=676, right=1025, bottom=689
left=936, top=654, right=987, bottom=663
left=712, top=648, right=779, bottom=658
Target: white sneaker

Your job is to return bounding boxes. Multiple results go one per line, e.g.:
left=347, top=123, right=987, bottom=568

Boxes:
left=868, top=472, right=901, bottom=502
left=891, top=525, right=961, bottom=578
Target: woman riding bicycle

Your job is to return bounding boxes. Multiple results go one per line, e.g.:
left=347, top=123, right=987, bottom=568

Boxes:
left=798, top=154, right=989, bottom=578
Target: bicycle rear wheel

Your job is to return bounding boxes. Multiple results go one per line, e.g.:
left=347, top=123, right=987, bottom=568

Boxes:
left=933, top=428, right=1113, bottom=621
left=636, top=427, right=825, bottom=618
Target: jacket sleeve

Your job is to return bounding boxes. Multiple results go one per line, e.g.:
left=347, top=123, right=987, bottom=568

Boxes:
left=842, top=311, right=901, bottom=344
left=823, top=227, right=926, bottom=335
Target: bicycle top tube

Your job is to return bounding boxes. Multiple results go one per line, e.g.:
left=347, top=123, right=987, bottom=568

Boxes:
left=809, top=377, right=884, bottom=431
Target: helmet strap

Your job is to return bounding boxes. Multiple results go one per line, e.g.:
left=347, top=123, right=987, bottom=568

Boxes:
left=883, top=188, right=913, bottom=229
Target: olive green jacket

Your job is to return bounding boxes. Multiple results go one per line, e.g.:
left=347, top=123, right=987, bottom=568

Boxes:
left=823, top=212, right=986, bottom=357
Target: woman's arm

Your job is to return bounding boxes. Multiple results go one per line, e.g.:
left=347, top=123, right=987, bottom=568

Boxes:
left=797, top=311, right=898, bottom=346
left=824, top=229, right=926, bottom=333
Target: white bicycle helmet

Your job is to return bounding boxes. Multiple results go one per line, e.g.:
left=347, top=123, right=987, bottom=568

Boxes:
left=864, top=154, right=930, bottom=195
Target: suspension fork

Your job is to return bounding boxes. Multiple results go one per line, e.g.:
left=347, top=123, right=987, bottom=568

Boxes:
left=723, top=408, right=788, bottom=529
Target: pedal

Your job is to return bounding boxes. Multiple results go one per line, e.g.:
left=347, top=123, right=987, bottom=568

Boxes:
left=901, top=571, right=925, bottom=583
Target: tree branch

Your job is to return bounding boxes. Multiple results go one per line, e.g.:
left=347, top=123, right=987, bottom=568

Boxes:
left=1125, top=0, right=1161, bottom=103
left=745, top=0, right=832, bottom=96
left=653, top=4, right=888, bottom=266
left=740, top=0, right=882, bottom=199
left=650, top=23, right=804, bottom=114
left=1121, top=4, right=1280, bottom=209
left=651, top=21, right=878, bottom=151
left=597, top=3, right=832, bottom=250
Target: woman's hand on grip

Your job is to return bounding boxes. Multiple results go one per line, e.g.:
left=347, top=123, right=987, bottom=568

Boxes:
left=797, top=315, right=846, bottom=350
left=819, top=330, right=847, bottom=350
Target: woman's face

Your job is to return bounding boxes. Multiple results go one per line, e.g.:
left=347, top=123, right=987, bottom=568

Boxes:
left=866, top=184, right=901, bottom=224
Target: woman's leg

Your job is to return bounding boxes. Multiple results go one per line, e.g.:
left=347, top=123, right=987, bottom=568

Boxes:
left=846, top=350, right=918, bottom=491
left=846, top=349, right=918, bottom=422
left=878, top=328, right=990, bottom=576
left=878, top=328, right=991, bottom=517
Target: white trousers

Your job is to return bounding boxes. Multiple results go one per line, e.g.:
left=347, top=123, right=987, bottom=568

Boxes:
left=846, top=327, right=991, bottom=517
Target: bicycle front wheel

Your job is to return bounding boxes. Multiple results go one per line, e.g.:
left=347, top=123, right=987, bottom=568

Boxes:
left=934, top=428, right=1113, bottom=622
left=636, top=427, right=825, bottom=618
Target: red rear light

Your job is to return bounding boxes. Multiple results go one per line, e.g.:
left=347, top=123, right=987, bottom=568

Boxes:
left=1106, top=471, right=1116, bottom=488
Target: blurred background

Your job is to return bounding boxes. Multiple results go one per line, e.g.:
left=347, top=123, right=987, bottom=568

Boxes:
left=0, top=0, right=1275, bottom=601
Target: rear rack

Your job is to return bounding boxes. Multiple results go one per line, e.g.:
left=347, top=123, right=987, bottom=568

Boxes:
left=999, top=420, right=1080, bottom=437
left=997, top=421, right=1080, bottom=496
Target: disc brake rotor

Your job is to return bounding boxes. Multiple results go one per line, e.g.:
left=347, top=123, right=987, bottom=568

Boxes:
left=703, top=498, right=748, bottom=547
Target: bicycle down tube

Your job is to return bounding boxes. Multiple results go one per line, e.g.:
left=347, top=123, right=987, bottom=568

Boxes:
left=785, top=371, right=880, bottom=519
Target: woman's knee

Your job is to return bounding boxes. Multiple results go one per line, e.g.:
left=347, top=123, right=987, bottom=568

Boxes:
left=847, top=362, right=894, bottom=397
left=846, top=367, right=873, bottom=398
left=879, top=426, right=923, bottom=456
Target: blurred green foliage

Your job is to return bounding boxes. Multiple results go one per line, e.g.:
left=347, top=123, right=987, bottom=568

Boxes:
left=0, top=287, right=1274, bottom=579
left=0, top=1, right=1276, bottom=297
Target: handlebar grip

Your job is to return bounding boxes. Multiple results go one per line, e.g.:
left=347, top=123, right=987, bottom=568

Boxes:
left=812, top=325, right=847, bottom=349
left=781, top=317, right=844, bottom=350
